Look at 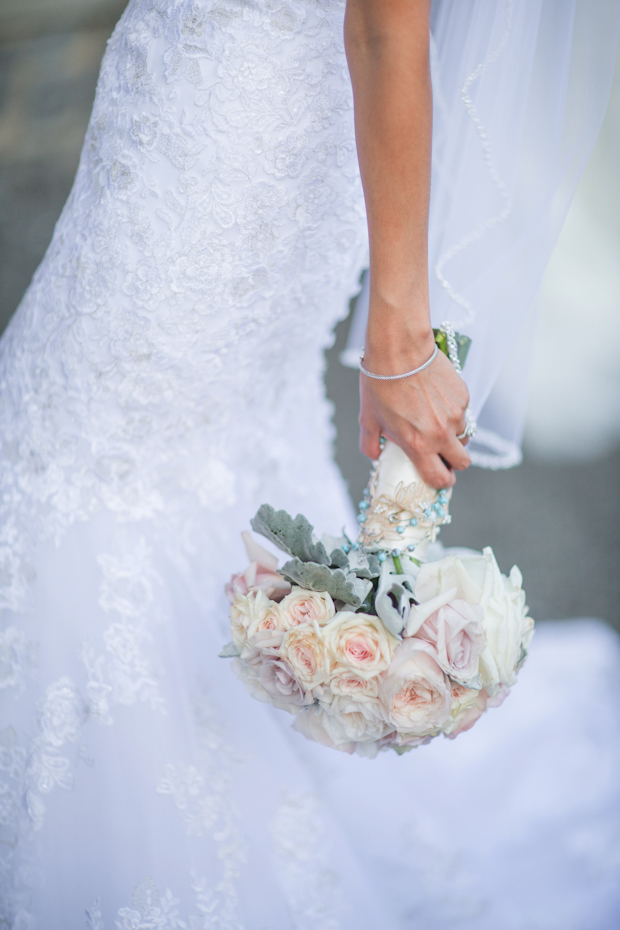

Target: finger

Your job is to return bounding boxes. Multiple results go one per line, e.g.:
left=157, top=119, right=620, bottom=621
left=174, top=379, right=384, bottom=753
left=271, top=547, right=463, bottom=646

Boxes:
left=440, top=436, right=471, bottom=472
left=359, top=425, right=382, bottom=460
left=403, top=444, right=456, bottom=489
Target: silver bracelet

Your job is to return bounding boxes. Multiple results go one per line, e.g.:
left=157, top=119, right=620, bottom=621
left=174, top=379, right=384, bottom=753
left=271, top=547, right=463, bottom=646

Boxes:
left=359, top=344, right=438, bottom=381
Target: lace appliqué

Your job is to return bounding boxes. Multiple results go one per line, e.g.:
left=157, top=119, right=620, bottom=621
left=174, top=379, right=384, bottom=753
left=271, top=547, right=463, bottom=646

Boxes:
left=84, top=534, right=166, bottom=725
left=156, top=687, right=246, bottom=927
left=269, top=790, right=344, bottom=930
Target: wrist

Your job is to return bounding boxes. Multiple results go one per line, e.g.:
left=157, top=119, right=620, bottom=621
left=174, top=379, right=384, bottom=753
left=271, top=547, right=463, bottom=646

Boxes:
left=364, top=322, right=435, bottom=375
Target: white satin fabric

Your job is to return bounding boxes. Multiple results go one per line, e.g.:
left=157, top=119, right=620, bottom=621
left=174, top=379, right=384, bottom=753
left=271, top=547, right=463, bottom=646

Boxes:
left=0, top=2, right=619, bottom=927
left=343, top=0, right=620, bottom=467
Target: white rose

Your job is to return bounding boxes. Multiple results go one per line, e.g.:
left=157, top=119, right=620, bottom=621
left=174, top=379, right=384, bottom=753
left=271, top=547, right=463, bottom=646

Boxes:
left=292, top=706, right=356, bottom=754
left=233, top=659, right=272, bottom=705
left=322, top=612, right=397, bottom=680
left=413, top=548, right=533, bottom=689
left=322, top=694, right=390, bottom=744
left=279, top=624, right=331, bottom=689
left=379, top=639, right=452, bottom=735
left=279, top=587, right=335, bottom=630
left=293, top=700, right=389, bottom=750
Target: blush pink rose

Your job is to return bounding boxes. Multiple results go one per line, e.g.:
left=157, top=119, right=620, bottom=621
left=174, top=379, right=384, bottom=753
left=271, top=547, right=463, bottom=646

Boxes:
left=414, top=598, right=485, bottom=687
left=225, top=531, right=291, bottom=603
left=327, top=668, right=379, bottom=701
left=280, top=624, right=331, bottom=689
left=379, top=639, right=452, bottom=734
left=323, top=612, right=396, bottom=680
left=279, top=588, right=335, bottom=630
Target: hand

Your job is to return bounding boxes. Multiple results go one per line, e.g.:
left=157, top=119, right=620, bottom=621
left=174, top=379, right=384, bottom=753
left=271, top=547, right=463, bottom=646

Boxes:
left=359, top=336, right=471, bottom=489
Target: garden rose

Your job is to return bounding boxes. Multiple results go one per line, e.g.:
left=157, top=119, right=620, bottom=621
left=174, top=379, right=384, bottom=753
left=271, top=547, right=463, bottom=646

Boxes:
left=379, top=639, right=452, bottom=734
left=412, top=549, right=533, bottom=689
left=280, top=624, right=331, bottom=689
left=257, top=656, right=308, bottom=713
left=321, top=695, right=389, bottom=744
left=327, top=667, right=379, bottom=701
left=413, top=597, right=485, bottom=687
left=246, top=594, right=284, bottom=638
left=323, top=612, right=397, bottom=679
left=229, top=592, right=254, bottom=652
left=225, top=531, right=291, bottom=603
left=292, top=706, right=356, bottom=754
left=230, top=589, right=283, bottom=651
left=279, top=587, right=335, bottom=630
left=443, top=682, right=484, bottom=737
left=240, top=626, right=284, bottom=666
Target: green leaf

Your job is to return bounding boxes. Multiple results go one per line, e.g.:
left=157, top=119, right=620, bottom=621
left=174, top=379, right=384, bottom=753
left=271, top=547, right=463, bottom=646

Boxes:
left=219, top=642, right=240, bottom=658
left=251, top=505, right=330, bottom=564
left=279, top=558, right=372, bottom=607
left=433, top=328, right=472, bottom=369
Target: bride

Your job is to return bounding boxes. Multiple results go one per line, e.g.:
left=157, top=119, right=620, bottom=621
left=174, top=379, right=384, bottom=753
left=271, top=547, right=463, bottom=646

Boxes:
left=1, top=1, right=619, bottom=927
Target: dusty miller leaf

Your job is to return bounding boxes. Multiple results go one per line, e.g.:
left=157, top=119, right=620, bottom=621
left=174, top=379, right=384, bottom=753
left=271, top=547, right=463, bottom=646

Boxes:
left=251, top=505, right=330, bottom=564
left=279, top=558, right=371, bottom=607
left=329, top=548, right=350, bottom=569
left=219, top=641, right=240, bottom=658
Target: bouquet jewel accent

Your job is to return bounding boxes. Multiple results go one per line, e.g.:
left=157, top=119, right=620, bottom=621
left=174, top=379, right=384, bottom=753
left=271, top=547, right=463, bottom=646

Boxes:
left=222, top=441, right=534, bottom=757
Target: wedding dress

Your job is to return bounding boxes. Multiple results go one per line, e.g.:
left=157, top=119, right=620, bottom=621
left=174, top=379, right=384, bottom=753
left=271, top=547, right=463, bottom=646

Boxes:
left=1, top=1, right=619, bottom=928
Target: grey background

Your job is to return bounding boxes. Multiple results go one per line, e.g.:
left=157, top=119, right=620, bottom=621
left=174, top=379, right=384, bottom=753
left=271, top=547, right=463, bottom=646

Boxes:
left=1, top=1, right=618, bottom=629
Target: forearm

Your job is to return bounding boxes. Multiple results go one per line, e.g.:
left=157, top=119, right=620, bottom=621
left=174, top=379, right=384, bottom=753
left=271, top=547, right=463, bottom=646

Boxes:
left=344, top=0, right=433, bottom=368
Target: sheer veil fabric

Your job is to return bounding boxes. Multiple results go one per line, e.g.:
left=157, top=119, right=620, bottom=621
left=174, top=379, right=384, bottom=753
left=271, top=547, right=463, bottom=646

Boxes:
left=0, top=1, right=619, bottom=928
left=344, top=0, right=620, bottom=467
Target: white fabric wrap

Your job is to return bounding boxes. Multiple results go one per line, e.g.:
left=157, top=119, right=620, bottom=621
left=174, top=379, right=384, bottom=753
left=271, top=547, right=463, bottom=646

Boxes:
left=343, top=0, right=620, bottom=468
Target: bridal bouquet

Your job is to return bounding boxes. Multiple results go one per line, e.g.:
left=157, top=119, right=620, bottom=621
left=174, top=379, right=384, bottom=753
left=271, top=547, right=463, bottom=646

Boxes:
left=222, top=439, right=534, bottom=757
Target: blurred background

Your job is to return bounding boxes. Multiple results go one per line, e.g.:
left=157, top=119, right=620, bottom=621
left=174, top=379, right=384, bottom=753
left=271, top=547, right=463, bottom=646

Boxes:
left=0, top=0, right=619, bottom=629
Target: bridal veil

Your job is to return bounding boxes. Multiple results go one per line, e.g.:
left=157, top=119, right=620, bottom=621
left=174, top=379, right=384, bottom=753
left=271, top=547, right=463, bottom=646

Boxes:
left=343, top=0, right=620, bottom=467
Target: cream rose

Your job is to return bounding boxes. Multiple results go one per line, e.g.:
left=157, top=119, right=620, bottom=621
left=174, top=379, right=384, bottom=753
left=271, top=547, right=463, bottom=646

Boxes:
left=246, top=594, right=284, bottom=639
left=279, top=624, right=331, bottom=689
left=323, top=612, right=397, bottom=680
left=230, top=589, right=283, bottom=651
left=442, top=682, right=485, bottom=737
left=327, top=667, right=379, bottom=701
left=240, top=627, right=284, bottom=667
left=411, top=548, right=533, bottom=690
left=229, top=592, right=254, bottom=652
left=279, top=587, right=336, bottom=630
left=379, top=639, right=452, bottom=734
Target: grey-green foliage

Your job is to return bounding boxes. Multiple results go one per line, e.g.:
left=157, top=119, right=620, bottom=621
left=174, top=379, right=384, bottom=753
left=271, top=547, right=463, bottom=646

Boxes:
left=329, top=548, right=349, bottom=569
left=251, top=505, right=330, bottom=565
left=279, top=558, right=372, bottom=608
left=219, top=641, right=240, bottom=658
left=374, top=563, right=417, bottom=638
left=348, top=548, right=381, bottom=580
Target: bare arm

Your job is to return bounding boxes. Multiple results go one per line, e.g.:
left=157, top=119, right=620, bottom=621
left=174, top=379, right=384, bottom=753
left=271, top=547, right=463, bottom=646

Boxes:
left=344, top=0, right=470, bottom=488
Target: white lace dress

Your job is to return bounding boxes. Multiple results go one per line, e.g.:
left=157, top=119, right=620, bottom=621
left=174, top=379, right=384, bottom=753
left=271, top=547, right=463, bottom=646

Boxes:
left=1, top=2, right=619, bottom=928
